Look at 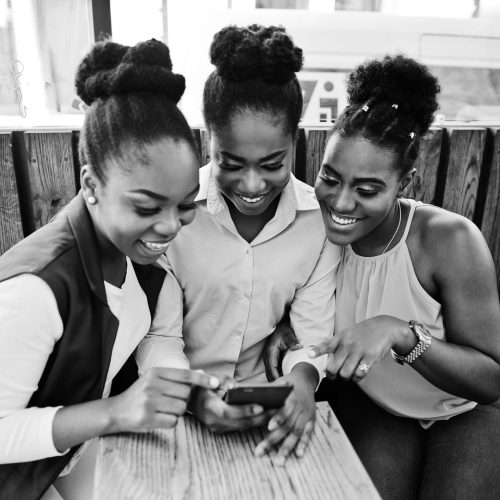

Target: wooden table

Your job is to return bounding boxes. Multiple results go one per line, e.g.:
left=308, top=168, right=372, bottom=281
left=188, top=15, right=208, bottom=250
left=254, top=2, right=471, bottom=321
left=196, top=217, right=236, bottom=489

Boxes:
left=94, top=402, right=380, bottom=500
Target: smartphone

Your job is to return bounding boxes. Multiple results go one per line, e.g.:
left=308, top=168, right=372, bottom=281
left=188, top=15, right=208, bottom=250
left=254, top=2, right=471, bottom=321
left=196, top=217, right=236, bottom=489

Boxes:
left=224, top=383, right=292, bottom=409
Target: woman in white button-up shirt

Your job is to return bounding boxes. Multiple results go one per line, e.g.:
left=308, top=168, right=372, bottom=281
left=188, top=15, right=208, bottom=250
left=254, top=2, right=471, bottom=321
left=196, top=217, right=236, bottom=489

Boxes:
left=137, top=25, right=341, bottom=465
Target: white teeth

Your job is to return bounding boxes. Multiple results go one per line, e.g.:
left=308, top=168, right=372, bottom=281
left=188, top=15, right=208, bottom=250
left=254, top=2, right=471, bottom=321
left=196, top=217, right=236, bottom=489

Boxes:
left=141, top=240, right=170, bottom=251
left=329, top=212, right=358, bottom=226
left=239, top=194, right=265, bottom=203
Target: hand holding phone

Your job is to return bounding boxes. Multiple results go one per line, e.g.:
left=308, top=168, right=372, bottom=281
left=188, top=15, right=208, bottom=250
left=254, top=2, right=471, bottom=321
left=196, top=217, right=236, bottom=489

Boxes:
left=224, top=383, right=292, bottom=409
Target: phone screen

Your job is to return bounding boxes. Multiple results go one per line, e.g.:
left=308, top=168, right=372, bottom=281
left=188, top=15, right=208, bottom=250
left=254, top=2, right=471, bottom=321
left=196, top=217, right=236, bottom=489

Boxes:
left=224, top=384, right=292, bottom=409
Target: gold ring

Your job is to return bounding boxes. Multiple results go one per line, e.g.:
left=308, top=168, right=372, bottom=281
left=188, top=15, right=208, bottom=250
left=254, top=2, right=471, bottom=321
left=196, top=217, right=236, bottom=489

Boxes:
left=358, top=362, right=370, bottom=374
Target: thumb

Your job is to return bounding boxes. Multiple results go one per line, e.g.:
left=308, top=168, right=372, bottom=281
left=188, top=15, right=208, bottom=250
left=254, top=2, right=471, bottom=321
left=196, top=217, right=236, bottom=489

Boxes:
left=308, top=339, right=334, bottom=358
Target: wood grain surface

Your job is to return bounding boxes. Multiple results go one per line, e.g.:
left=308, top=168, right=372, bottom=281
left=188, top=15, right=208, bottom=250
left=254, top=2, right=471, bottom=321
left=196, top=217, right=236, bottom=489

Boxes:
left=94, top=402, right=380, bottom=500
left=24, top=132, right=77, bottom=229
left=0, top=133, right=24, bottom=254
left=305, top=129, right=328, bottom=187
left=442, top=128, right=486, bottom=221
left=409, top=128, right=444, bottom=204
left=480, top=128, right=500, bottom=289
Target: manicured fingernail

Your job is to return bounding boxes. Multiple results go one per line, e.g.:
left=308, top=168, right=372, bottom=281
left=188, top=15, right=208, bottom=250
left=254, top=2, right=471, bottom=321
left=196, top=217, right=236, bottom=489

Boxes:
left=308, top=348, right=317, bottom=358
left=268, top=419, right=279, bottom=431
left=254, top=444, right=266, bottom=457
left=209, top=376, right=219, bottom=388
left=275, top=455, right=285, bottom=467
left=295, top=447, right=304, bottom=458
left=253, top=405, right=263, bottom=415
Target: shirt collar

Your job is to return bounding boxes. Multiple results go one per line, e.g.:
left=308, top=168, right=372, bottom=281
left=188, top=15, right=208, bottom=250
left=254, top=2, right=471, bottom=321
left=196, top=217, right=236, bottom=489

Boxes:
left=196, top=162, right=319, bottom=216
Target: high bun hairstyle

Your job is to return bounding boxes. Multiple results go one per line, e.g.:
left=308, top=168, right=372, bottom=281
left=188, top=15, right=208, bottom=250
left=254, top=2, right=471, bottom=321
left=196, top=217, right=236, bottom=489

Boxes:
left=333, top=54, right=440, bottom=174
left=203, top=24, right=304, bottom=136
left=75, top=38, right=197, bottom=182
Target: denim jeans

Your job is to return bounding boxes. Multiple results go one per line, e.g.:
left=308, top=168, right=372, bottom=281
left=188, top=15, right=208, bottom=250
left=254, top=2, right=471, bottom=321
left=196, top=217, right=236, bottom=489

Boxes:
left=317, top=379, right=500, bottom=500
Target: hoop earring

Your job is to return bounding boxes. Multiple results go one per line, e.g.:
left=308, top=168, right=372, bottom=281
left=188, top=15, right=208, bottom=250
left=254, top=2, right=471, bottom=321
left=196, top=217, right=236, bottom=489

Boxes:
left=87, top=196, right=97, bottom=205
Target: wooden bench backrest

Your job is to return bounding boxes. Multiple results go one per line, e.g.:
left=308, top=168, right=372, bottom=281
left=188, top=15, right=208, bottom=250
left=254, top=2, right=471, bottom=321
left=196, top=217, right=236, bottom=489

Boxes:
left=1, top=126, right=499, bottom=288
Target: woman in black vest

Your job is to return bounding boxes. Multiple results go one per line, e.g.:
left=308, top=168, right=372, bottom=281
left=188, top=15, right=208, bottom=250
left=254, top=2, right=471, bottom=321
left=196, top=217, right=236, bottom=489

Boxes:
left=0, top=39, right=219, bottom=499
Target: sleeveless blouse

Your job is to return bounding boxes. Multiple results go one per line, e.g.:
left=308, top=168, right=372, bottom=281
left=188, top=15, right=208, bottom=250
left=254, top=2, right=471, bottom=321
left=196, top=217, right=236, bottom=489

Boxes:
left=335, top=199, right=476, bottom=423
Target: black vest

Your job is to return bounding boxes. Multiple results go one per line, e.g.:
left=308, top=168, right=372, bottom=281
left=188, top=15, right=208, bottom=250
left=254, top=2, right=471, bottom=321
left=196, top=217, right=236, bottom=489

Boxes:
left=0, top=194, right=166, bottom=499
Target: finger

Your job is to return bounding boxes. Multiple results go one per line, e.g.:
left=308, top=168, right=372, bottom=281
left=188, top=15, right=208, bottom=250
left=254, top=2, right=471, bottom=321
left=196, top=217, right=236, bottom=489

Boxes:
left=288, top=340, right=303, bottom=351
left=295, top=420, right=315, bottom=458
left=338, top=354, right=363, bottom=381
left=159, top=382, right=191, bottom=401
left=308, top=336, right=339, bottom=358
left=155, top=397, right=187, bottom=416
left=275, top=432, right=300, bottom=466
left=351, top=360, right=373, bottom=383
left=267, top=397, right=294, bottom=431
left=222, top=402, right=264, bottom=419
left=152, top=413, right=178, bottom=430
left=255, top=426, right=289, bottom=457
left=155, top=367, right=220, bottom=390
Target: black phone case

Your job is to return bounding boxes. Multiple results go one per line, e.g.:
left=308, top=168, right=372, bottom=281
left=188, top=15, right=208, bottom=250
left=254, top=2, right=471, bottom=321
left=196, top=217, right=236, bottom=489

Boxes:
left=224, top=385, right=292, bottom=409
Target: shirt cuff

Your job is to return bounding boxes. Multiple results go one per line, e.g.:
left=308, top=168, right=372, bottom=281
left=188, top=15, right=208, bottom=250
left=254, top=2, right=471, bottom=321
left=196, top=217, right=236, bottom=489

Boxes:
left=282, top=348, right=327, bottom=391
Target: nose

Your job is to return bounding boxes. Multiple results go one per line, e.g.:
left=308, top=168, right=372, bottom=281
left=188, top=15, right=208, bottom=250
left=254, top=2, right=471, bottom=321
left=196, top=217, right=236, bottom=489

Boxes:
left=333, top=186, right=356, bottom=214
left=240, top=168, right=266, bottom=194
left=153, top=210, right=182, bottom=238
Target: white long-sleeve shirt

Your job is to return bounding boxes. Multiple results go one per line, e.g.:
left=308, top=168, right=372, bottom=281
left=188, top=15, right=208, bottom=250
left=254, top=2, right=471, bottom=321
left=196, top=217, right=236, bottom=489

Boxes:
left=137, top=165, right=341, bottom=383
left=0, top=258, right=151, bottom=464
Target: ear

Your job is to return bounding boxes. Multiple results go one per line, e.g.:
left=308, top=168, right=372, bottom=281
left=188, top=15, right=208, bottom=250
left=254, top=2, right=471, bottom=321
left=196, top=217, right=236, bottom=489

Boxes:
left=398, top=168, right=416, bottom=198
left=80, top=164, right=100, bottom=200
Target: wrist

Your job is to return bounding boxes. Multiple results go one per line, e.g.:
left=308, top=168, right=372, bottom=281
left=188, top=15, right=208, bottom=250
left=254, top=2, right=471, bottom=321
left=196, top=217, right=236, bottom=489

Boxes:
left=288, top=362, right=319, bottom=391
left=103, top=397, right=124, bottom=434
left=391, top=318, right=417, bottom=355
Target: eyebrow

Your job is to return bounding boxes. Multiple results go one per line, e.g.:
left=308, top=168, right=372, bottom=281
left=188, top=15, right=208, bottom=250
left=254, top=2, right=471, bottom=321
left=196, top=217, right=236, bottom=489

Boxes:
left=128, top=184, right=200, bottom=201
left=322, top=163, right=387, bottom=187
left=219, top=149, right=287, bottom=163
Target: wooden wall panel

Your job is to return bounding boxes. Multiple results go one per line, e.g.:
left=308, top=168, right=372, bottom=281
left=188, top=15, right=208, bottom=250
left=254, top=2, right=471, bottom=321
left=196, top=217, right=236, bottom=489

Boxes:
left=409, top=128, right=444, bottom=204
left=305, top=130, right=328, bottom=187
left=24, top=132, right=77, bottom=230
left=442, top=128, right=486, bottom=221
left=480, top=128, right=500, bottom=289
left=0, top=133, right=24, bottom=254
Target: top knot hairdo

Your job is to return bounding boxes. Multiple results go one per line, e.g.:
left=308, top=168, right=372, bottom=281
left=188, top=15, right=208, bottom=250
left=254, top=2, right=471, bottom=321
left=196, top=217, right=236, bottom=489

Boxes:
left=210, top=24, right=303, bottom=84
left=75, top=38, right=185, bottom=106
left=75, top=38, right=197, bottom=183
left=203, top=24, right=304, bottom=135
left=333, top=54, right=440, bottom=174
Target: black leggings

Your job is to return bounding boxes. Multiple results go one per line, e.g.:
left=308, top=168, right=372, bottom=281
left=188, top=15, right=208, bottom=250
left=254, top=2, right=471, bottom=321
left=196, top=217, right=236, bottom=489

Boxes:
left=316, top=379, right=500, bottom=500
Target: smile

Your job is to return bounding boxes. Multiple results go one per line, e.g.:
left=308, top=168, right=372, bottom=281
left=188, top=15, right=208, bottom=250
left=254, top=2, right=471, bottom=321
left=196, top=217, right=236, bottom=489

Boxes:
left=329, top=211, right=362, bottom=226
left=140, top=240, right=171, bottom=252
left=237, top=193, right=267, bottom=204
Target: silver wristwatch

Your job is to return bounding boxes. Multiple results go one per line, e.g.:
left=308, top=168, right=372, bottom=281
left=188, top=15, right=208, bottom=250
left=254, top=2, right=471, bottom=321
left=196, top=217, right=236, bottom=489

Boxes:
left=391, top=320, right=432, bottom=365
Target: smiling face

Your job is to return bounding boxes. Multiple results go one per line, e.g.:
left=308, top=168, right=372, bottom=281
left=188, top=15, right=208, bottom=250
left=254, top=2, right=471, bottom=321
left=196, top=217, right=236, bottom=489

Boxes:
left=83, top=138, right=200, bottom=265
left=314, top=134, right=411, bottom=253
left=210, top=111, right=294, bottom=217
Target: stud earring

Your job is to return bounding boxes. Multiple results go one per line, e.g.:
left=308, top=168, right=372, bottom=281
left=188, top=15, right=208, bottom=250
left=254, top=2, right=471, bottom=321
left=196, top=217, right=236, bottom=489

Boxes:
left=87, top=195, right=97, bottom=205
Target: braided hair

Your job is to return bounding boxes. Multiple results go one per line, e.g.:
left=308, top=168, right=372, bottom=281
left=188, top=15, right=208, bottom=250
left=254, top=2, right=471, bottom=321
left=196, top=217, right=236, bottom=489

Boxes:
left=203, top=24, right=304, bottom=136
left=333, top=54, right=440, bottom=174
left=75, top=38, right=197, bottom=182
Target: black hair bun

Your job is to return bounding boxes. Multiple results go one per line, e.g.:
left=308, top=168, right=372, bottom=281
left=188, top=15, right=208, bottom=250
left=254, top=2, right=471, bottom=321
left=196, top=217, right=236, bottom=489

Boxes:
left=75, top=39, right=185, bottom=105
left=347, top=54, right=440, bottom=132
left=210, top=24, right=303, bottom=84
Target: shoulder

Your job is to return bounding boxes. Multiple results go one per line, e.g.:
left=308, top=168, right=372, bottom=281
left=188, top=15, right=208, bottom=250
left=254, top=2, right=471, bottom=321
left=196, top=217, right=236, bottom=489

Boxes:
left=410, top=203, right=494, bottom=283
left=290, top=175, right=319, bottom=211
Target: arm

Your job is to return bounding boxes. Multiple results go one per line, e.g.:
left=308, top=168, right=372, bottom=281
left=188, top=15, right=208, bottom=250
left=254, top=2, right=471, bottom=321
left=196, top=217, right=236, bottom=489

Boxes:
left=0, top=275, right=219, bottom=464
left=311, top=210, right=500, bottom=403
left=257, top=239, right=341, bottom=463
left=135, top=268, right=189, bottom=373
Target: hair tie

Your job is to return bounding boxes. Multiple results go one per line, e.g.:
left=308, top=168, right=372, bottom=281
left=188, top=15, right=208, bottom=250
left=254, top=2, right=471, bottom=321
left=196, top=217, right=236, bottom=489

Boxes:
left=391, top=103, right=398, bottom=109
left=409, top=131, right=415, bottom=139
left=362, top=104, right=369, bottom=112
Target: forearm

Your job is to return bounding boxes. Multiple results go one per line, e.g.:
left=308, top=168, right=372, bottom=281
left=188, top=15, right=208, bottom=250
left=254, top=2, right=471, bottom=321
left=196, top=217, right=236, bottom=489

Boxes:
left=282, top=362, right=319, bottom=392
left=391, top=318, right=500, bottom=403
left=52, top=398, right=118, bottom=453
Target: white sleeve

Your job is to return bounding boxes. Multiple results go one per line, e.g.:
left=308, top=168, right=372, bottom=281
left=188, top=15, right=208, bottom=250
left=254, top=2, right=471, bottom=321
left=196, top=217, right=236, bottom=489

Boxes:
left=282, top=240, right=341, bottom=386
left=0, top=274, right=68, bottom=463
left=135, top=264, right=189, bottom=374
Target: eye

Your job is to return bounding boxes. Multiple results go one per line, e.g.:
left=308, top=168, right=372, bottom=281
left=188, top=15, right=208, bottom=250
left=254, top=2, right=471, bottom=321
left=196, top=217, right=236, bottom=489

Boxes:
left=178, top=203, right=196, bottom=212
left=355, top=187, right=378, bottom=197
left=262, top=162, right=285, bottom=171
left=318, top=169, right=339, bottom=185
left=135, top=206, right=160, bottom=216
left=218, top=161, right=242, bottom=171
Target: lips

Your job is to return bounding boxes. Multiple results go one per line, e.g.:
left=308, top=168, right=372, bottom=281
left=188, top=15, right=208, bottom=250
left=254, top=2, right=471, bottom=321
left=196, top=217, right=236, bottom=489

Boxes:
left=236, top=193, right=268, bottom=204
left=140, top=240, right=171, bottom=252
left=328, top=210, right=363, bottom=226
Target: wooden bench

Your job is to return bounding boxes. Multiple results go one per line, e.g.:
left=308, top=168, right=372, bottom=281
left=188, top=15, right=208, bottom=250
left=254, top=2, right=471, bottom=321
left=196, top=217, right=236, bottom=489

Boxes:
left=1, top=126, right=499, bottom=289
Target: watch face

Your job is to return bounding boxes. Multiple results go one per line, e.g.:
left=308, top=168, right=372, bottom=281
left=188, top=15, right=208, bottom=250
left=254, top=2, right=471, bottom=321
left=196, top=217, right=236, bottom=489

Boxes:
left=410, top=320, right=432, bottom=342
